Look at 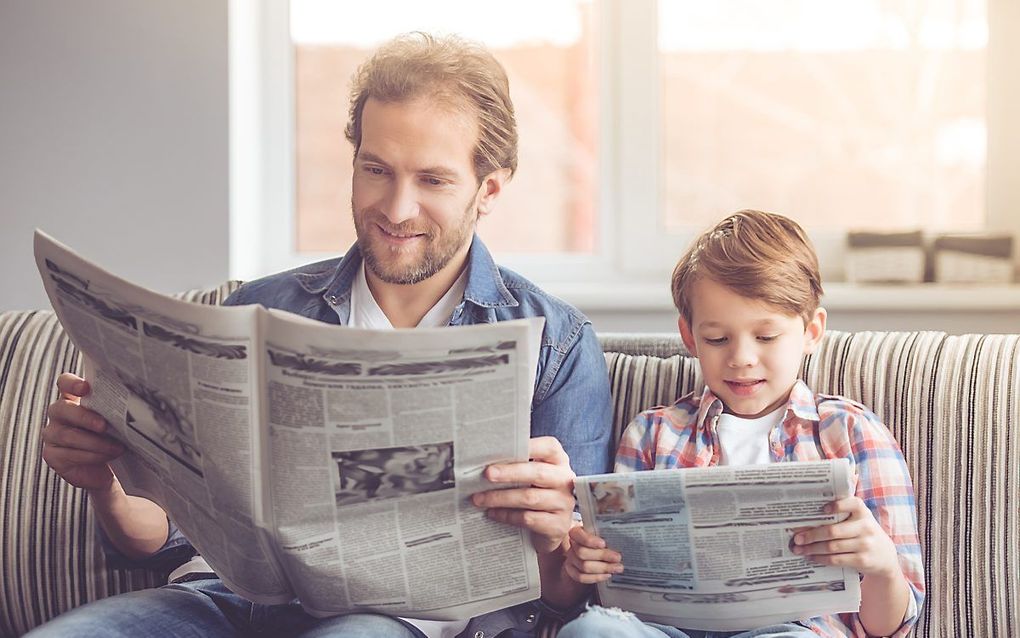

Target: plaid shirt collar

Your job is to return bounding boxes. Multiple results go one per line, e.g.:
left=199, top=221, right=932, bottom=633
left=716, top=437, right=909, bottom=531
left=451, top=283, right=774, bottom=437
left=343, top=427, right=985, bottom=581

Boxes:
left=693, top=379, right=821, bottom=463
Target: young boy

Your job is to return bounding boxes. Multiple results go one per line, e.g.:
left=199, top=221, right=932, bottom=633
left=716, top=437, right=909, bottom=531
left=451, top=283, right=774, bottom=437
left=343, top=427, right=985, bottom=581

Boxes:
left=554, top=211, right=925, bottom=637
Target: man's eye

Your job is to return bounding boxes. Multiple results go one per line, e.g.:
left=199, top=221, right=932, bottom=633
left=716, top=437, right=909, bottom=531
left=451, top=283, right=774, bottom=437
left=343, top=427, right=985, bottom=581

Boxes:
left=363, top=166, right=386, bottom=176
left=422, top=176, right=444, bottom=186
left=704, top=337, right=727, bottom=345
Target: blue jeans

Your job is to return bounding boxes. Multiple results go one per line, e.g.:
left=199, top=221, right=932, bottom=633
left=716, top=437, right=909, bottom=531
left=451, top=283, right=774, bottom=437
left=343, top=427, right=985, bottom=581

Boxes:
left=558, top=606, right=817, bottom=638
left=24, top=579, right=427, bottom=637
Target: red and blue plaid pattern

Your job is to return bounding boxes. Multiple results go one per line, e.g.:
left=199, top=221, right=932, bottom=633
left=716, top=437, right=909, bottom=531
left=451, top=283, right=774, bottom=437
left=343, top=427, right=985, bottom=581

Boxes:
left=615, top=380, right=925, bottom=637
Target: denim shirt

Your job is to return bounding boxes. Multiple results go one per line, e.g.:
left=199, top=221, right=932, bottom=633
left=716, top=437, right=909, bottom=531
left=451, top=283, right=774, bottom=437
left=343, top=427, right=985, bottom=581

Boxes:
left=103, top=235, right=612, bottom=635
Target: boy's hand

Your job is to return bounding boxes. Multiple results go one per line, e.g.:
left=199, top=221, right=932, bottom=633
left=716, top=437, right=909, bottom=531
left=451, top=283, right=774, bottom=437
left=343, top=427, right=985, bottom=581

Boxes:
left=42, top=373, right=125, bottom=491
left=471, top=436, right=576, bottom=554
left=791, top=496, right=900, bottom=579
left=563, top=525, right=623, bottom=584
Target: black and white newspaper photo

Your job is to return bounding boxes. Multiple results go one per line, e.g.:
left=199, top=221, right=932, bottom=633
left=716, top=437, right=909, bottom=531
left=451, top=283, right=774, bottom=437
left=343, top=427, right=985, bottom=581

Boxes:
left=574, top=459, right=862, bottom=630
left=33, top=230, right=545, bottom=620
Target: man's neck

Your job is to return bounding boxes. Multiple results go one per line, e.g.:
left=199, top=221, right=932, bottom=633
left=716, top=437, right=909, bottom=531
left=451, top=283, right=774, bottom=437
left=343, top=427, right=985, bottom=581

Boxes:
left=364, top=247, right=470, bottom=329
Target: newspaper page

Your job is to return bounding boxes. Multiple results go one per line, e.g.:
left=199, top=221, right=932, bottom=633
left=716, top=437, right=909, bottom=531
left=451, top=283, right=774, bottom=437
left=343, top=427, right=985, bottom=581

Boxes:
left=33, top=230, right=545, bottom=619
left=259, top=308, right=543, bottom=619
left=575, top=460, right=861, bottom=630
left=33, top=230, right=291, bottom=603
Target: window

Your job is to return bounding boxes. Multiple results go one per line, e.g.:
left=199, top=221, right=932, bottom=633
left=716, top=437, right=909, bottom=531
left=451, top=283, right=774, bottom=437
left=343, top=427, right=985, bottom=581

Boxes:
left=230, top=0, right=1019, bottom=292
left=291, top=0, right=599, bottom=256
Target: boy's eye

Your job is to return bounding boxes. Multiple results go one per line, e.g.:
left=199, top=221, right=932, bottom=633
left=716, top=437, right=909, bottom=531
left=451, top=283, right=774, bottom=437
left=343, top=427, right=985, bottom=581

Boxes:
left=757, top=335, right=780, bottom=342
left=703, top=337, right=727, bottom=345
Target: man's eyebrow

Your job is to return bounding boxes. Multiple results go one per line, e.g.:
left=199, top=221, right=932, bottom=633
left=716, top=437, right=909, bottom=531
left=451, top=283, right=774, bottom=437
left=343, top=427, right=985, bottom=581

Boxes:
left=418, top=165, right=460, bottom=179
left=356, top=152, right=461, bottom=179
left=355, top=152, right=390, bottom=167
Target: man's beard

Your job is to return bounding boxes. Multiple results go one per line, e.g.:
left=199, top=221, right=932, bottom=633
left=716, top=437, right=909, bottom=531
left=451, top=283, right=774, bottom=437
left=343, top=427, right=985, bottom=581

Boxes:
left=353, top=199, right=476, bottom=285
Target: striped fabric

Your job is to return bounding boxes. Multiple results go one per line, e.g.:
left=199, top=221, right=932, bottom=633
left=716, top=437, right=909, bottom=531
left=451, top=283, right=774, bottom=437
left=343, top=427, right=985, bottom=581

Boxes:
left=0, top=283, right=239, bottom=638
left=2, top=306, right=1017, bottom=636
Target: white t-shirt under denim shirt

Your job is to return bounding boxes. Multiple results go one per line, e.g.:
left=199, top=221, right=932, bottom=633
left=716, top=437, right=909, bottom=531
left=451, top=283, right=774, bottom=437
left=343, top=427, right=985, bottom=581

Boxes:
left=715, top=405, right=785, bottom=466
left=350, top=262, right=468, bottom=638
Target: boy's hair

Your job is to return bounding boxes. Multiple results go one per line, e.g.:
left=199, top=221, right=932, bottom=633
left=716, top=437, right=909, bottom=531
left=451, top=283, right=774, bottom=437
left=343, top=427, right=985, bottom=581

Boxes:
left=344, top=32, right=519, bottom=181
left=671, top=210, right=824, bottom=324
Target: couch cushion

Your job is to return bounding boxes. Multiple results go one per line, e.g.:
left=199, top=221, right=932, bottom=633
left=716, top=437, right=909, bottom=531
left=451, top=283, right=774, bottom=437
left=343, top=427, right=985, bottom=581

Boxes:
left=0, top=282, right=240, bottom=637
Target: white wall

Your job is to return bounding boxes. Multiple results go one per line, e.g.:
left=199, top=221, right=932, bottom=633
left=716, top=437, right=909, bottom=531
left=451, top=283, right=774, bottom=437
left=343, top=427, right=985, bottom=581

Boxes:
left=0, top=0, right=229, bottom=310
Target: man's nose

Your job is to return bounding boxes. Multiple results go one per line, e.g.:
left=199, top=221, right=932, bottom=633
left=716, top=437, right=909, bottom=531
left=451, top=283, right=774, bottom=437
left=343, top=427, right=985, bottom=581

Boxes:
left=381, top=181, right=420, bottom=224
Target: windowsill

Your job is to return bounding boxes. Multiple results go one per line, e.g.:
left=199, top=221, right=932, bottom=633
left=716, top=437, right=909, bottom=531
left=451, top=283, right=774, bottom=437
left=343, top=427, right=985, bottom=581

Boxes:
left=546, top=282, right=1020, bottom=313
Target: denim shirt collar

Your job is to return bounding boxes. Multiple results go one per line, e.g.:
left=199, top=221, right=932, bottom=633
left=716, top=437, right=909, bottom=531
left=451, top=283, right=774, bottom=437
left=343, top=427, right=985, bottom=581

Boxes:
left=289, top=234, right=518, bottom=325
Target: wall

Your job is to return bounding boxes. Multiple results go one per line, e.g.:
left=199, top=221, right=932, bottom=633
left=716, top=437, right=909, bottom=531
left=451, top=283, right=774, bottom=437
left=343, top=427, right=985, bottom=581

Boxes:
left=0, top=0, right=229, bottom=311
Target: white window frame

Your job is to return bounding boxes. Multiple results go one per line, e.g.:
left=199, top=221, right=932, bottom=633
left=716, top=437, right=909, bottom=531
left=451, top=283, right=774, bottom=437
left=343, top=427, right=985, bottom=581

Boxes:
left=230, top=0, right=1020, bottom=300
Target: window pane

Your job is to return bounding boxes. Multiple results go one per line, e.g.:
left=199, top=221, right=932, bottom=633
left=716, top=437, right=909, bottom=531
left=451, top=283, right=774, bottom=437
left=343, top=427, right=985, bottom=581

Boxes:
left=659, top=0, right=987, bottom=232
left=291, top=0, right=599, bottom=254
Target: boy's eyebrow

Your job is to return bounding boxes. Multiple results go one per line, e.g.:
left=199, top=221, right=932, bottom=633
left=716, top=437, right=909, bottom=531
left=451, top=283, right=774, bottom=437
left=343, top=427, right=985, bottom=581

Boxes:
left=697, top=318, right=784, bottom=329
left=356, top=152, right=460, bottom=179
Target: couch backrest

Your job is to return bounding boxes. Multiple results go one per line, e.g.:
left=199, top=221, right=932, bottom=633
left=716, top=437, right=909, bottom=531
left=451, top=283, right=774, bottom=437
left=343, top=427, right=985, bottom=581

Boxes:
left=1, top=286, right=1017, bottom=637
left=598, top=331, right=1020, bottom=638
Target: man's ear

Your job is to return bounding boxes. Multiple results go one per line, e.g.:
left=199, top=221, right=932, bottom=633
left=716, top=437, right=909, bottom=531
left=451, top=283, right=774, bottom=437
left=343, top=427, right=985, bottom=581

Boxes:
left=475, top=168, right=511, bottom=218
left=678, top=316, right=698, bottom=357
left=802, top=307, right=827, bottom=355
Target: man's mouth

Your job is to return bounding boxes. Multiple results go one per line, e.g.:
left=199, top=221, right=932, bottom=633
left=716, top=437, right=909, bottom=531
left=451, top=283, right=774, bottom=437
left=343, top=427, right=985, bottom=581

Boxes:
left=377, top=224, right=427, bottom=241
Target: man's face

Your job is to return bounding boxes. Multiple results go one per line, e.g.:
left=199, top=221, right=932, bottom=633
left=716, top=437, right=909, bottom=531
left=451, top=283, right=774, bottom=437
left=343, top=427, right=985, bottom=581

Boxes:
left=351, top=97, right=484, bottom=285
left=679, top=278, right=825, bottom=419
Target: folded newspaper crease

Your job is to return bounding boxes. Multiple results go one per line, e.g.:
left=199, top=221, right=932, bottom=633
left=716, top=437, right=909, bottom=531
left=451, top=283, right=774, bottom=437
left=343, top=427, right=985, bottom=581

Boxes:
left=34, top=230, right=544, bottom=620
left=575, top=460, right=861, bottom=630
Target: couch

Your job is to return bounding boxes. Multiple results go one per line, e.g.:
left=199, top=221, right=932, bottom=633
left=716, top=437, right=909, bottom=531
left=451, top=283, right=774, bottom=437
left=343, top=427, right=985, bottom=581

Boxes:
left=1, top=282, right=1017, bottom=637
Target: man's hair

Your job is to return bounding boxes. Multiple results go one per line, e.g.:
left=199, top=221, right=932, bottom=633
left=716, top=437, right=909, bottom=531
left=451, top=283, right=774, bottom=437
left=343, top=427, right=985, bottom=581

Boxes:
left=344, top=32, right=518, bottom=180
left=670, top=210, right=824, bottom=324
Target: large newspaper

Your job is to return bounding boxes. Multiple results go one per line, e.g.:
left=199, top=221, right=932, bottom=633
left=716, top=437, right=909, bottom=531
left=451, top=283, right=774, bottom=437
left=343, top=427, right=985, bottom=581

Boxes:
left=575, top=460, right=861, bottom=630
left=33, top=230, right=544, bottom=620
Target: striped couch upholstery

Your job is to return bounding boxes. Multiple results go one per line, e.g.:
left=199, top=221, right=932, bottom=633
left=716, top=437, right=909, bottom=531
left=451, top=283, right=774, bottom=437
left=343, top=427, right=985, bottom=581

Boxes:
left=2, top=283, right=1017, bottom=636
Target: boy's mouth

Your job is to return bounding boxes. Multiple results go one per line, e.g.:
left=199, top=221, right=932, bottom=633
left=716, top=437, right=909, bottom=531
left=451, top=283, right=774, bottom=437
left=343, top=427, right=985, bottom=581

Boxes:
left=725, top=379, right=766, bottom=396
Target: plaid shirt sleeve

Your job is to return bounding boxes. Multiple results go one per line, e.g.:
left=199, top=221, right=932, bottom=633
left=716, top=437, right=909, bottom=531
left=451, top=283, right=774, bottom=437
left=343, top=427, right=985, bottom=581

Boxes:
left=614, top=410, right=660, bottom=473
left=818, top=398, right=926, bottom=637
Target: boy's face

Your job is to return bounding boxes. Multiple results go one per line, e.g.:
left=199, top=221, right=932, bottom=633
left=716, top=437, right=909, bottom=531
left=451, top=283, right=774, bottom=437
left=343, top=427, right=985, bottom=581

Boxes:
left=679, top=278, right=826, bottom=419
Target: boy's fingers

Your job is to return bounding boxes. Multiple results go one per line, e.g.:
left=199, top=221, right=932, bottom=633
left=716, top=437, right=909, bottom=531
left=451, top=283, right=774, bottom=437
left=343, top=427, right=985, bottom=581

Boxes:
left=573, top=545, right=622, bottom=563
left=568, top=526, right=606, bottom=549
left=564, top=562, right=614, bottom=584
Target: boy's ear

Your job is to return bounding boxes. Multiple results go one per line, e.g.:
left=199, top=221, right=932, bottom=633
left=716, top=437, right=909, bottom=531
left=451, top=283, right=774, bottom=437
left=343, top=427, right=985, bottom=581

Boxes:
left=678, top=317, right=698, bottom=356
left=802, top=307, right=827, bottom=355
left=474, top=168, right=511, bottom=219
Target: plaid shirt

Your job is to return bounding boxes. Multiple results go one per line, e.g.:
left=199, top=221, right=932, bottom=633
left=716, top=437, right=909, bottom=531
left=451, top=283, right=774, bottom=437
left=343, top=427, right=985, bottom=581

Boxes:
left=615, top=380, right=925, bottom=637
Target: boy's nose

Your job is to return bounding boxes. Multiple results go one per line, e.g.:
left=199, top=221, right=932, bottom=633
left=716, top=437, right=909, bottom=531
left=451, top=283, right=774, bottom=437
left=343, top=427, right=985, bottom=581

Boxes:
left=727, top=341, right=758, bottom=367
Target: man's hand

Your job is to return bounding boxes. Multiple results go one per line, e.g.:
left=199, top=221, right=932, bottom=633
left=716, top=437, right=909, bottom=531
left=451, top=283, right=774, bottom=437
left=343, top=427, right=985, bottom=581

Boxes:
left=791, top=496, right=901, bottom=578
left=42, top=373, right=125, bottom=492
left=471, top=436, right=576, bottom=554
left=564, top=525, right=623, bottom=584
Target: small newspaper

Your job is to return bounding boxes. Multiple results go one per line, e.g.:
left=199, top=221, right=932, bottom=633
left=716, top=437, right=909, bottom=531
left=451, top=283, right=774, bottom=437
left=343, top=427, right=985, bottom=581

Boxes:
left=574, top=460, right=861, bottom=630
left=33, top=230, right=544, bottom=620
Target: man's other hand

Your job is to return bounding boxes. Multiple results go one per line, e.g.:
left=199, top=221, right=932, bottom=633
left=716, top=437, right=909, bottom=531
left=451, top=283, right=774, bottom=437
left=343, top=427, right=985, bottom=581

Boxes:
left=471, top=436, right=576, bottom=554
left=42, top=373, right=125, bottom=491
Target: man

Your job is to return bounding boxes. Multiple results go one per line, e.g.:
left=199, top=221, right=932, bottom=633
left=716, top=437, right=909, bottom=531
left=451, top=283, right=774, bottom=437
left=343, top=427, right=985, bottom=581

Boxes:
left=33, top=32, right=612, bottom=637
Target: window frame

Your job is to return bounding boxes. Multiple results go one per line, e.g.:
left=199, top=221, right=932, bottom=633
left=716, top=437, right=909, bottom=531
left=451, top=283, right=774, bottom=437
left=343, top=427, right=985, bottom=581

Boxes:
left=229, top=0, right=1020, bottom=293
